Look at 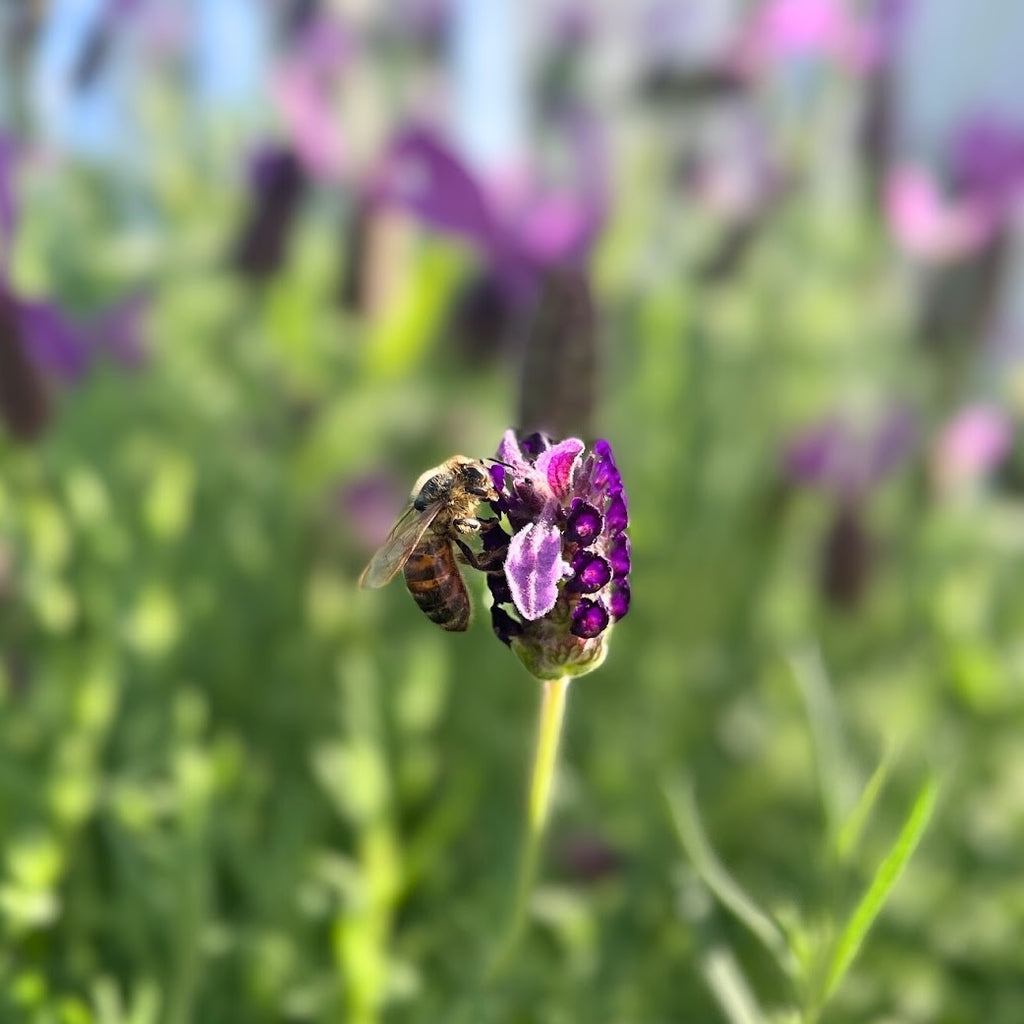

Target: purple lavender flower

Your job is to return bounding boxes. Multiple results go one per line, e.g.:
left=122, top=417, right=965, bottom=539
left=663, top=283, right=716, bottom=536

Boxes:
left=366, top=114, right=607, bottom=303
left=480, top=429, right=630, bottom=679
left=0, top=140, right=147, bottom=439
left=361, top=117, right=606, bottom=367
left=783, top=406, right=916, bottom=501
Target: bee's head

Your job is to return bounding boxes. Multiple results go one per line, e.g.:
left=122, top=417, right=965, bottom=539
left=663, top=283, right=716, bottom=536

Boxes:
left=459, top=461, right=498, bottom=500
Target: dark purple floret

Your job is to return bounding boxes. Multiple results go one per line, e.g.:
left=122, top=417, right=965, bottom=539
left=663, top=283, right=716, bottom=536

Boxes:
left=605, top=494, right=627, bottom=535
left=491, top=604, right=523, bottom=645
left=609, top=582, right=630, bottom=620
left=566, top=499, right=602, bottom=544
left=570, top=550, right=612, bottom=592
left=520, top=432, right=548, bottom=458
left=607, top=535, right=631, bottom=578
left=571, top=599, right=609, bottom=639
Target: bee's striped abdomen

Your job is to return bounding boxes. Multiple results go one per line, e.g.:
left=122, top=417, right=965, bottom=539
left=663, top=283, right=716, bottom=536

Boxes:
left=403, top=533, right=471, bottom=631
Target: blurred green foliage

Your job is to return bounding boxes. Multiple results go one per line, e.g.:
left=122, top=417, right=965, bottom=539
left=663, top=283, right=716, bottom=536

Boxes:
left=1, top=123, right=1023, bottom=1024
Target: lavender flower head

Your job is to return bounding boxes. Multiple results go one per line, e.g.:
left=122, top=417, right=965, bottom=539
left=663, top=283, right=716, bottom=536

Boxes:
left=482, top=430, right=630, bottom=680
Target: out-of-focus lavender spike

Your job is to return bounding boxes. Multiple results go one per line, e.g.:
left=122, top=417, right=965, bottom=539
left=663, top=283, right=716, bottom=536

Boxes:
left=0, top=288, right=50, bottom=442
left=232, top=146, right=307, bottom=280
left=517, top=267, right=598, bottom=442
left=820, top=504, right=871, bottom=609
left=445, top=271, right=519, bottom=365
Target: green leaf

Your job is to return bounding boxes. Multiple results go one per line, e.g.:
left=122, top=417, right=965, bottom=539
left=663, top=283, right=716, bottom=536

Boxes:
left=823, top=776, right=939, bottom=1003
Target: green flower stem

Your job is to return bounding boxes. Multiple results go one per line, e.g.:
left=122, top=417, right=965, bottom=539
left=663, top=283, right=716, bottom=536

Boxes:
left=487, top=675, right=572, bottom=980
left=529, top=675, right=571, bottom=833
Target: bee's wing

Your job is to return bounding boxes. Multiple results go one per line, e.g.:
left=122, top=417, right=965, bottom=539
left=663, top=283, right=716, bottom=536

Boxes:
left=358, top=503, right=441, bottom=588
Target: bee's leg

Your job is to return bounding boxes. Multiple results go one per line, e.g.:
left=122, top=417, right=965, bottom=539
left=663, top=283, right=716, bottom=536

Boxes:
left=452, top=517, right=482, bottom=535
left=453, top=537, right=505, bottom=571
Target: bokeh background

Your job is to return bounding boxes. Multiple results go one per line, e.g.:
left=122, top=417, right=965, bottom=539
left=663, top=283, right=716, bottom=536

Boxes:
left=3, top=1, right=1024, bottom=1021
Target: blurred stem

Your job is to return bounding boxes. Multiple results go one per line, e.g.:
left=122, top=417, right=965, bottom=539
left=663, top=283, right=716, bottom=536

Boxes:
left=486, top=675, right=571, bottom=981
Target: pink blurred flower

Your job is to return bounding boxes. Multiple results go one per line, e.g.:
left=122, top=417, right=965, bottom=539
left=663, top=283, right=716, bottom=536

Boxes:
left=934, top=404, right=1012, bottom=492
left=884, top=165, right=997, bottom=262
left=270, top=14, right=354, bottom=181
left=732, top=0, right=878, bottom=75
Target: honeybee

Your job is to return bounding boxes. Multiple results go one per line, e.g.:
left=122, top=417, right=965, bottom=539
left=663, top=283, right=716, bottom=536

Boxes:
left=358, top=456, right=499, bottom=631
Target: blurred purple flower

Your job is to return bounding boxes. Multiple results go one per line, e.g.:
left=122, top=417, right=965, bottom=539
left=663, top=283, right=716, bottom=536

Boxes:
left=480, top=430, right=629, bottom=679
left=785, top=407, right=915, bottom=609
left=4, top=291, right=149, bottom=384
left=784, top=406, right=916, bottom=500
left=950, top=116, right=1024, bottom=209
left=890, top=116, right=1024, bottom=265
left=933, top=404, right=1013, bottom=493
left=14, top=298, right=91, bottom=381
left=0, top=142, right=148, bottom=401
left=367, top=113, right=607, bottom=302
left=732, top=0, right=877, bottom=76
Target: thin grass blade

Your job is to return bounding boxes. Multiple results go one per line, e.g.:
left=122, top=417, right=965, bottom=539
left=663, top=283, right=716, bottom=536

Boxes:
left=834, top=748, right=894, bottom=864
left=823, top=775, right=939, bottom=1002
left=700, top=944, right=769, bottom=1024
left=664, top=777, right=794, bottom=975
left=789, top=645, right=853, bottom=844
